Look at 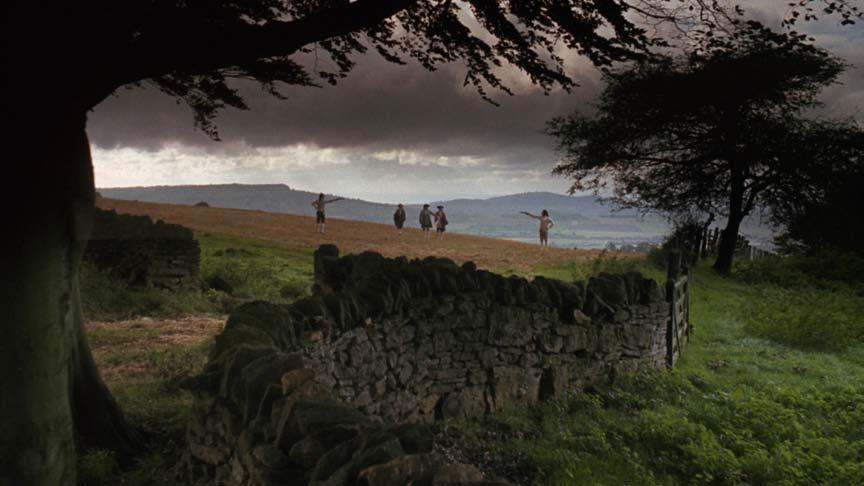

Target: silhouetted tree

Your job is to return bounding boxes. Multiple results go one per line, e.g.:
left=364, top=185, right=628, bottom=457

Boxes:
left=548, top=22, right=860, bottom=274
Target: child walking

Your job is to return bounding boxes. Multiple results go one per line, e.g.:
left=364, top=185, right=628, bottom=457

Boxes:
left=521, top=209, right=554, bottom=247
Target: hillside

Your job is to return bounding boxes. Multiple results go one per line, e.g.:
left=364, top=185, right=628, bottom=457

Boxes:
left=81, top=202, right=864, bottom=485
left=96, top=198, right=621, bottom=274
left=98, top=184, right=671, bottom=248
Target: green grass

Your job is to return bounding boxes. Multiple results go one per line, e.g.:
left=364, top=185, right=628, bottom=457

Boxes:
left=78, top=336, right=215, bottom=485
left=733, top=253, right=864, bottom=294
left=80, top=262, right=222, bottom=321
left=534, top=249, right=666, bottom=282
left=81, top=230, right=864, bottom=485
left=79, top=232, right=313, bottom=483
left=448, top=263, right=864, bottom=485
left=80, top=232, right=314, bottom=321
left=198, top=232, right=313, bottom=303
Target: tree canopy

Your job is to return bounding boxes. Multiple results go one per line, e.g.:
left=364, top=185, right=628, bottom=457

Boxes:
left=547, top=22, right=862, bottom=273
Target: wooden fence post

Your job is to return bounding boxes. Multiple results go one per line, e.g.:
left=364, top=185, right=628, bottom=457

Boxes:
left=665, top=250, right=681, bottom=368
left=684, top=264, right=692, bottom=339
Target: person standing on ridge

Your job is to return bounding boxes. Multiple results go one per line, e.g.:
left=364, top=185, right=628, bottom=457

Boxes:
left=311, top=193, right=344, bottom=233
left=434, top=205, right=448, bottom=239
left=521, top=209, right=555, bottom=247
left=419, top=204, right=434, bottom=237
left=393, top=204, right=407, bottom=234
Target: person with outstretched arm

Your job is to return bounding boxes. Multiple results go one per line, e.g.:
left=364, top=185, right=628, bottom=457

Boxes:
left=521, top=209, right=554, bottom=247
left=311, top=193, right=344, bottom=233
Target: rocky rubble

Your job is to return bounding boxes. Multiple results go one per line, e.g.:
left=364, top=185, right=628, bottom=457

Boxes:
left=183, top=245, right=678, bottom=485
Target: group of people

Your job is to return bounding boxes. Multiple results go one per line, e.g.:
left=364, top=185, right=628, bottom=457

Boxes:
left=311, top=193, right=555, bottom=246
left=394, top=203, right=448, bottom=239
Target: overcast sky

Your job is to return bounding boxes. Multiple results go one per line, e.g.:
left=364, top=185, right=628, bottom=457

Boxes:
left=89, top=4, right=864, bottom=204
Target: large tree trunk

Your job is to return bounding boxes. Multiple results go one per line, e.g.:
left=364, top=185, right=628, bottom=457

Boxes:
left=713, top=171, right=746, bottom=275
left=70, top=277, right=145, bottom=459
left=1, top=111, right=141, bottom=484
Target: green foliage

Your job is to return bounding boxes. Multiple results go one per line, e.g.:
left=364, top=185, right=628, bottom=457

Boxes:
left=548, top=22, right=860, bottom=274
left=88, top=339, right=215, bottom=484
left=535, top=251, right=665, bottom=283
left=80, top=233, right=314, bottom=320
left=746, top=287, right=864, bottom=351
left=455, top=261, right=864, bottom=485
left=733, top=253, right=864, bottom=292
left=198, top=233, right=312, bottom=304
left=79, top=262, right=221, bottom=321
left=548, top=23, right=848, bottom=217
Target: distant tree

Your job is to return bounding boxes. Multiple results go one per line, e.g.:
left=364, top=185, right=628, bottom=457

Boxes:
left=547, top=22, right=861, bottom=274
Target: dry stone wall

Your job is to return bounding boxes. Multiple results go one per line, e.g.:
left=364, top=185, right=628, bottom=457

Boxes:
left=85, top=208, right=200, bottom=288
left=183, top=245, right=680, bottom=485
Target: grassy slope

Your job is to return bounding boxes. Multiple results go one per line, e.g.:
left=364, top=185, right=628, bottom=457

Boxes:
left=81, top=201, right=864, bottom=485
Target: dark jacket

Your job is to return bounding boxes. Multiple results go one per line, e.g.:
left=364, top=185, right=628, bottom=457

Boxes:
left=393, top=208, right=406, bottom=226
left=419, top=208, right=433, bottom=228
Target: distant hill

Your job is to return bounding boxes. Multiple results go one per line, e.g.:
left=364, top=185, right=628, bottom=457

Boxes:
left=98, top=184, right=772, bottom=248
left=99, top=184, right=392, bottom=222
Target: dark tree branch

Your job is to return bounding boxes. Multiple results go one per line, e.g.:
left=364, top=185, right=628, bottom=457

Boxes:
left=119, top=0, right=420, bottom=88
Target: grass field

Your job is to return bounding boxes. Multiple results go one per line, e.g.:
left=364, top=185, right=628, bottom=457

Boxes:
left=80, top=200, right=864, bottom=485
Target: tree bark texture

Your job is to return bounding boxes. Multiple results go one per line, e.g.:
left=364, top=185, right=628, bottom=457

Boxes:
left=1, top=111, right=140, bottom=484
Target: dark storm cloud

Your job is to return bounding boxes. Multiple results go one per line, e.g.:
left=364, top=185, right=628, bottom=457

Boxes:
left=89, top=53, right=604, bottom=164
